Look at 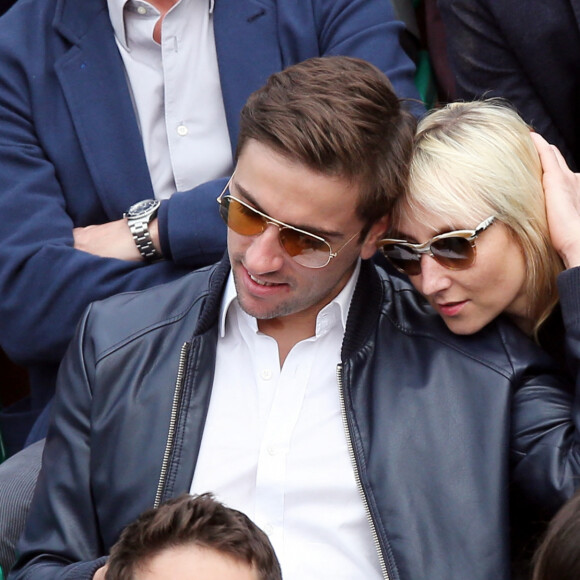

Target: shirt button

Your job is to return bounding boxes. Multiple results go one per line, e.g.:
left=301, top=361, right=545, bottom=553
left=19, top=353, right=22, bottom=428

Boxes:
left=177, top=124, right=188, bottom=136
left=267, top=445, right=276, bottom=456
left=137, top=5, right=147, bottom=14
left=260, top=369, right=272, bottom=380
left=264, top=524, right=274, bottom=536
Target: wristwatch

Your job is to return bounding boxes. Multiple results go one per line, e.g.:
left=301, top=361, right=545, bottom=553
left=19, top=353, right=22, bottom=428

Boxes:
left=124, top=199, right=163, bottom=262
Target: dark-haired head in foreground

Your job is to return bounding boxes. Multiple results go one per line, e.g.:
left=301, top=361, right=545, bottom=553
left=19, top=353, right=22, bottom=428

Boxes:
left=106, top=494, right=282, bottom=580
left=532, top=488, right=580, bottom=580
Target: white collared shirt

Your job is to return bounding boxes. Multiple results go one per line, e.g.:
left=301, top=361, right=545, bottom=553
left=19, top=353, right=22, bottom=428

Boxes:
left=107, top=0, right=232, bottom=199
left=191, top=262, right=382, bottom=578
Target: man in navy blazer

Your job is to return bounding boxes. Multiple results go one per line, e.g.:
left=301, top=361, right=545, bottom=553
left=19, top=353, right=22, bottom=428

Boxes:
left=0, top=0, right=421, bottom=455
left=439, top=0, right=580, bottom=171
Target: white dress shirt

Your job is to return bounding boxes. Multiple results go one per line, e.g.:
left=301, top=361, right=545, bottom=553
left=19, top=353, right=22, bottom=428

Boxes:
left=191, top=262, right=382, bottom=578
left=107, top=0, right=232, bottom=199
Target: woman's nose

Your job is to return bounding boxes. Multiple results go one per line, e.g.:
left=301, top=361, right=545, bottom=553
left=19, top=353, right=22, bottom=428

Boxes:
left=414, top=254, right=453, bottom=296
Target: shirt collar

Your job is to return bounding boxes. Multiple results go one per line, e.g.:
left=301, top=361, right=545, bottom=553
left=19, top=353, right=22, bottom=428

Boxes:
left=321, top=258, right=361, bottom=334
left=107, top=0, right=214, bottom=51
left=219, top=260, right=362, bottom=338
left=107, top=0, right=129, bottom=49
left=220, top=273, right=240, bottom=337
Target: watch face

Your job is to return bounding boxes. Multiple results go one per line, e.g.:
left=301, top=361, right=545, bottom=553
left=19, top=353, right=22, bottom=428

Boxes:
left=126, top=199, right=160, bottom=219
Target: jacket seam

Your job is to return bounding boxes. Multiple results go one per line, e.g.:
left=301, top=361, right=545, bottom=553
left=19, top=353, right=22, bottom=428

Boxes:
left=93, top=292, right=210, bottom=363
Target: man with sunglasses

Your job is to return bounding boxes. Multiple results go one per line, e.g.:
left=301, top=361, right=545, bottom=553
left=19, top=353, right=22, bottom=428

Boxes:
left=0, top=0, right=423, bottom=571
left=11, top=56, right=580, bottom=580
left=0, top=0, right=421, bottom=457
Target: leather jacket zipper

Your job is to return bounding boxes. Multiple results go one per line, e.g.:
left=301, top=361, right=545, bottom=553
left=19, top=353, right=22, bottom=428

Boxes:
left=337, top=363, right=390, bottom=580
left=154, top=341, right=191, bottom=508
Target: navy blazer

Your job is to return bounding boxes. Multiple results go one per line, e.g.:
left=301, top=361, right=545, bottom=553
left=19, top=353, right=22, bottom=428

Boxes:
left=0, top=0, right=421, bottom=451
left=439, top=0, right=580, bottom=170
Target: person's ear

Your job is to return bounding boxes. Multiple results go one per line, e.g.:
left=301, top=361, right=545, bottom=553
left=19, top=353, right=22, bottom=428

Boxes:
left=359, top=215, right=388, bottom=260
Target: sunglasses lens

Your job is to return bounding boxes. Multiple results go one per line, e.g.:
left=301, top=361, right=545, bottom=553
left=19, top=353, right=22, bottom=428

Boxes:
left=381, top=244, right=422, bottom=276
left=280, top=229, right=330, bottom=268
left=431, top=237, right=475, bottom=269
left=220, top=197, right=265, bottom=236
left=220, top=195, right=331, bottom=268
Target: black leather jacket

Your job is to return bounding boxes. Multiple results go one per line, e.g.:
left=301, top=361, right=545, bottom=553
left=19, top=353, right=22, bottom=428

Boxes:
left=11, top=258, right=580, bottom=580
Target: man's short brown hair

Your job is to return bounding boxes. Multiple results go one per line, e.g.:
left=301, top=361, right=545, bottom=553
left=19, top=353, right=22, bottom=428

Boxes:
left=236, top=56, right=417, bottom=233
left=105, top=494, right=282, bottom=580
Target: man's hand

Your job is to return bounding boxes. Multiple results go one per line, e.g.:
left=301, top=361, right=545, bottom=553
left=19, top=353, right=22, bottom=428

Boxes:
left=531, top=132, right=580, bottom=269
left=92, top=564, right=108, bottom=580
left=73, top=218, right=161, bottom=262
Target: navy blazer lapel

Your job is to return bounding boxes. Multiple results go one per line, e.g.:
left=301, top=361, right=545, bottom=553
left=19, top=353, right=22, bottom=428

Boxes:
left=54, top=0, right=154, bottom=218
left=214, top=0, right=282, bottom=150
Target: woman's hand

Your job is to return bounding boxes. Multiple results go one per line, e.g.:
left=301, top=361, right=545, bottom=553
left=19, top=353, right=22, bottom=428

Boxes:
left=531, top=131, right=580, bottom=268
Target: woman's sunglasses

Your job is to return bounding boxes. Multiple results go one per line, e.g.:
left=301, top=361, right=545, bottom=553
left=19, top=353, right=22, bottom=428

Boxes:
left=216, top=178, right=358, bottom=269
left=377, top=216, right=496, bottom=276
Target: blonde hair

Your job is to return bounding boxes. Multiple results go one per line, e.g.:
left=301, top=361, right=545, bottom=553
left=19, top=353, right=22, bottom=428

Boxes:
left=392, top=100, right=564, bottom=338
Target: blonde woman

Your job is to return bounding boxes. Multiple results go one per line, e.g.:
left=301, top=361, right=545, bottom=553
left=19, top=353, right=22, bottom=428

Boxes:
left=378, top=100, right=580, bottom=575
left=379, top=101, right=577, bottom=362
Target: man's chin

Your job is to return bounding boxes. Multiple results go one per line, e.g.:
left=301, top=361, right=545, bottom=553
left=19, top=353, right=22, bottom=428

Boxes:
left=237, top=298, right=291, bottom=321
